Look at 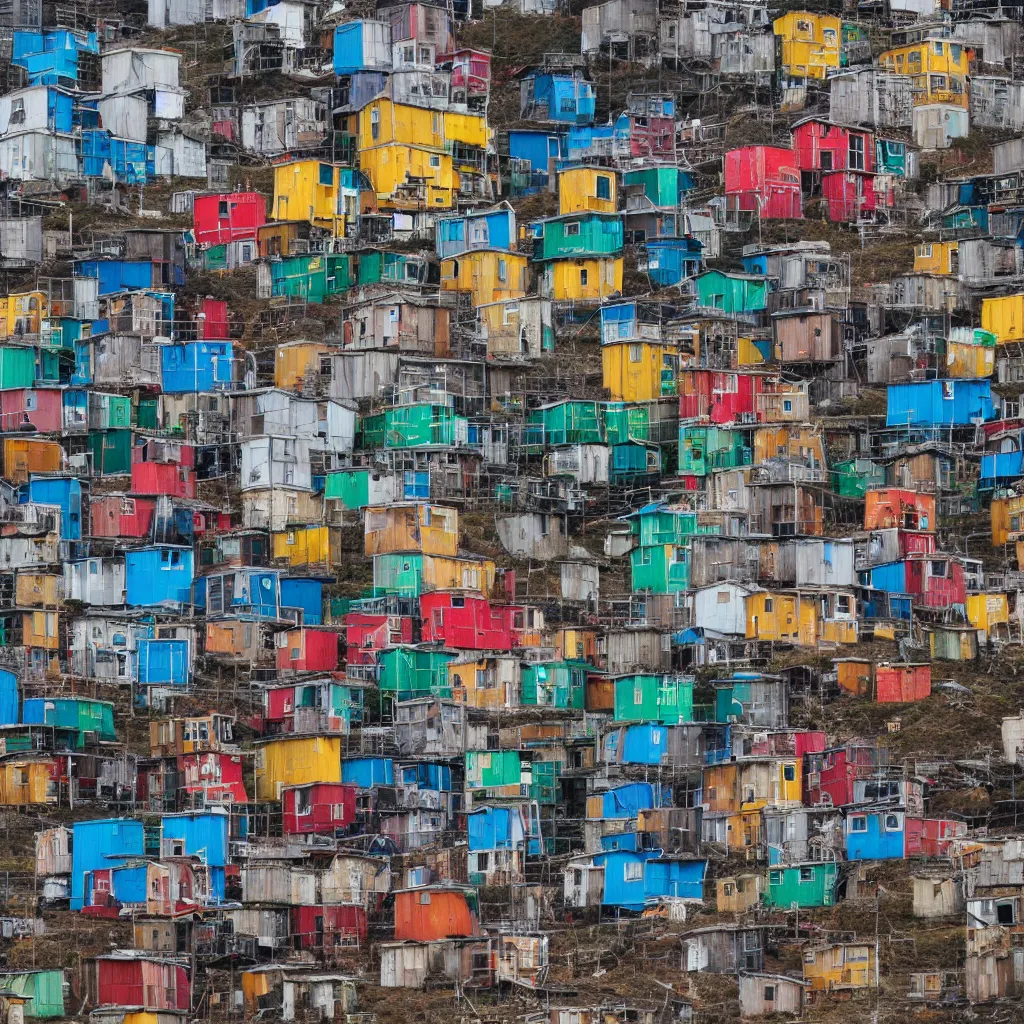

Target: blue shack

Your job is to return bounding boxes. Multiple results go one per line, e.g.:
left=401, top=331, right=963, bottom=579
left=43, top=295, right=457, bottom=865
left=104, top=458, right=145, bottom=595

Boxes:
left=507, top=131, right=563, bottom=193
left=280, top=577, right=324, bottom=625
left=600, top=781, right=668, bottom=818
left=399, top=762, right=451, bottom=793
left=25, top=476, right=82, bottom=541
left=520, top=69, right=596, bottom=125
left=468, top=806, right=526, bottom=851
left=161, top=811, right=230, bottom=899
left=845, top=809, right=907, bottom=860
left=80, top=132, right=158, bottom=185
left=981, top=449, right=1024, bottom=488
left=858, top=560, right=911, bottom=595
left=885, top=380, right=994, bottom=428
left=74, top=257, right=162, bottom=296
left=160, top=341, right=236, bottom=393
left=12, top=29, right=98, bottom=85
left=595, top=850, right=706, bottom=910
left=125, top=546, right=194, bottom=607
left=332, top=20, right=392, bottom=75
left=0, top=669, right=16, bottom=725
left=564, top=118, right=630, bottom=162
left=606, top=723, right=670, bottom=765
left=436, top=204, right=515, bottom=259
left=137, top=637, right=192, bottom=693
left=70, top=817, right=146, bottom=910
left=109, top=863, right=148, bottom=907
left=342, top=757, right=394, bottom=788
left=645, top=238, right=703, bottom=287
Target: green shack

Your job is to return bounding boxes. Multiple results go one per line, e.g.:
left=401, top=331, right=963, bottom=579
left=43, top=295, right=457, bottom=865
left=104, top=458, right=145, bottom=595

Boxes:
left=0, top=347, right=36, bottom=390
left=134, top=397, right=159, bottom=430
left=630, top=543, right=689, bottom=593
left=603, top=403, right=652, bottom=445
left=531, top=212, right=623, bottom=260
left=91, top=392, right=132, bottom=429
left=270, top=253, right=353, bottom=303
left=526, top=401, right=603, bottom=446
left=324, top=468, right=397, bottom=509
left=765, top=862, right=837, bottom=909
left=0, top=970, right=65, bottom=1017
left=465, top=749, right=523, bottom=790
left=359, top=404, right=467, bottom=449
left=622, top=166, right=693, bottom=207
left=830, top=458, right=886, bottom=499
left=520, top=661, right=587, bottom=709
left=613, top=674, right=694, bottom=724
left=694, top=270, right=769, bottom=316
left=377, top=647, right=456, bottom=702
left=90, top=429, right=133, bottom=476
left=678, top=425, right=751, bottom=476
left=624, top=505, right=719, bottom=546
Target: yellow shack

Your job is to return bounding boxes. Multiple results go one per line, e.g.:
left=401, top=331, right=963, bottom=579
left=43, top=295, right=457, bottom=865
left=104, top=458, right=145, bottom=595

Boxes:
left=254, top=734, right=343, bottom=801
left=602, top=339, right=679, bottom=402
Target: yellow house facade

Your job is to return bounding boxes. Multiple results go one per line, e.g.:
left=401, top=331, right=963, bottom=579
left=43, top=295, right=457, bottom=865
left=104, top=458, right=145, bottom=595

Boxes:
left=773, top=12, right=842, bottom=80
left=542, top=257, right=623, bottom=301
left=272, top=525, right=342, bottom=567
left=879, top=38, right=969, bottom=108
left=254, top=734, right=343, bottom=800
left=0, top=759, right=55, bottom=805
left=557, top=166, right=618, bottom=215
left=803, top=942, right=876, bottom=992
left=914, top=241, right=958, bottom=275
left=272, top=160, right=346, bottom=233
left=441, top=250, right=529, bottom=308
left=746, top=591, right=819, bottom=646
left=357, top=99, right=489, bottom=210
left=602, top=339, right=680, bottom=402
left=364, top=503, right=459, bottom=557
left=981, top=293, right=1024, bottom=344
left=15, top=573, right=60, bottom=607
left=274, top=341, right=333, bottom=390
left=945, top=341, right=995, bottom=378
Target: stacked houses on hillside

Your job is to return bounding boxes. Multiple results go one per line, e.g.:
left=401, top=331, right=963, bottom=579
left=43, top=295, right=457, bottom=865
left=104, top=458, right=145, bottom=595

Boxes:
left=0, top=0, right=1018, bottom=1020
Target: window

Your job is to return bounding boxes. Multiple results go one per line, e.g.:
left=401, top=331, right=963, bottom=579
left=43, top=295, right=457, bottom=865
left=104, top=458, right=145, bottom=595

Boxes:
left=580, top=268, right=588, bottom=287
left=429, top=154, right=441, bottom=168
left=623, top=860, right=643, bottom=881
left=218, top=199, right=229, bottom=217
left=596, top=175, right=611, bottom=200
left=764, top=598, right=774, bottom=612
left=319, top=163, right=334, bottom=186
left=9, top=98, right=24, bottom=125
left=419, top=892, right=431, bottom=904
left=783, top=764, right=796, bottom=781
left=849, top=134, right=865, bottom=171
left=497, top=259, right=507, bottom=282
left=564, top=221, right=581, bottom=237
left=370, top=107, right=380, bottom=141
left=884, top=813, right=901, bottom=831
left=850, top=816, right=867, bottom=832
left=769, top=870, right=782, bottom=885
left=722, top=882, right=734, bottom=896
left=799, top=866, right=815, bottom=882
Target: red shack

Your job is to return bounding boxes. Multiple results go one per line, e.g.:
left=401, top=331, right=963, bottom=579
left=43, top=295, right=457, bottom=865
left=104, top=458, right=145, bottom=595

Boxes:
left=275, top=628, right=340, bottom=673
left=200, top=298, right=231, bottom=339
left=678, top=369, right=764, bottom=424
left=393, top=886, right=478, bottom=941
left=905, top=555, right=967, bottom=609
left=791, top=118, right=875, bottom=176
left=724, top=145, right=803, bottom=220
left=292, top=904, right=367, bottom=952
left=804, top=743, right=890, bottom=806
left=822, top=170, right=893, bottom=224
left=0, top=388, right=63, bottom=432
left=193, top=192, right=266, bottom=246
left=283, top=782, right=357, bottom=835
left=179, top=751, right=248, bottom=804
left=875, top=662, right=931, bottom=703
left=92, top=954, right=190, bottom=1010
left=131, top=441, right=197, bottom=499
left=90, top=494, right=157, bottom=538
left=344, top=613, right=414, bottom=668
left=420, top=592, right=515, bottom=650
left=864, top=489, right=936, bottom=532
